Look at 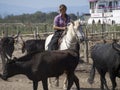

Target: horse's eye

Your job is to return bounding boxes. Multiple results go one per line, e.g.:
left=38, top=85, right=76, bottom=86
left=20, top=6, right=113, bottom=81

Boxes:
left=67, top=23, right=71, bottom=26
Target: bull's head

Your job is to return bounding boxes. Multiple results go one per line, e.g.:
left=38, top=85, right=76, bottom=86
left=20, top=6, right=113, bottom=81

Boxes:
left=1, top=37, right=15, bottom=58
left=1, top=31, right=20, bottom=59
left=0, top=59, right=16, bottom=81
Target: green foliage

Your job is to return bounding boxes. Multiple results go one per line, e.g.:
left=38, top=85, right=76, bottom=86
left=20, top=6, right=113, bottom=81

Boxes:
left=0, top=11, right=78, bottom=35
left=0, top=11, right=77, bottom=24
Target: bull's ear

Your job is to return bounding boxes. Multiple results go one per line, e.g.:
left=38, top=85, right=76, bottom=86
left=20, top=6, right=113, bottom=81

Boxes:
left=112, top=41, right=120, bottom=52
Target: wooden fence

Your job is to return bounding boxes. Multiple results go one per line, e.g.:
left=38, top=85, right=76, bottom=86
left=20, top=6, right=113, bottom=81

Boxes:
left=0, top=23, right=120, bottom=63
left=80, top=24, right=120, bottom=63
left=0, top=23, right=119, bottom=39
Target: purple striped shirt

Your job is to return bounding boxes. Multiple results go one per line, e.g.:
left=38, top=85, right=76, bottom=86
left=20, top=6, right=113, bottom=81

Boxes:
left=54, top=14, right=70, bottom=28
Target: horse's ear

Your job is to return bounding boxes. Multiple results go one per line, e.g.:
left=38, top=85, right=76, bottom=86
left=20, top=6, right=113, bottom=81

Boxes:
left=70, top=20, right=74, bottom=26
left=78, top=18, right=81, bottom=22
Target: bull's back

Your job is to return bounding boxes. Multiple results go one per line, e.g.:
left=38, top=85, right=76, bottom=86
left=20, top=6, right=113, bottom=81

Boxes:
left=91, top=43, right=116, bottom=69
left=36, top=50, right=79, bottom=77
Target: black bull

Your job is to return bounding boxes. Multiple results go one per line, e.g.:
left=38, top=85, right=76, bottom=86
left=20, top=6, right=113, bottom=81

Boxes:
left=21, top=39, right=45, bottom=54
left=0, top=37, right=15, bottom=69
left=88, top=42, right=120, bottom=90
left=0, top=49, right=80, bottom=90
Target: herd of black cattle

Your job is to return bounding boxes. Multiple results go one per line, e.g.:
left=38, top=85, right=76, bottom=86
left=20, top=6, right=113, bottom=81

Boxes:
left=0, top=35, right=120, bottom=90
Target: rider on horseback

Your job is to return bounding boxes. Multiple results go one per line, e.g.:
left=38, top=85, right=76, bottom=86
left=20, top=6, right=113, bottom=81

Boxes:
left=48, top=4, right=71, bottom=50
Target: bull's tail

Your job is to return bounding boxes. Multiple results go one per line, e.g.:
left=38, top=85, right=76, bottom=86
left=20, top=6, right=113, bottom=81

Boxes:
left=87, top=63, right=95, bottom=85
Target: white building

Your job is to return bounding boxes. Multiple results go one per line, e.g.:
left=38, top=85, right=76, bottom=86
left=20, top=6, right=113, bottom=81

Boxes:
left=88, top=0, right=120, bottom=24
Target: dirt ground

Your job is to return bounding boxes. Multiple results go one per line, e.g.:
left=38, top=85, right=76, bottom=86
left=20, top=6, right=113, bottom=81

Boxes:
left=0, top=47, right=120, bottom=90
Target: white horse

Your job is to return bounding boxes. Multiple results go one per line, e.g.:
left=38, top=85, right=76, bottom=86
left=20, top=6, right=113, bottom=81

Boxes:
left=45, top=19, right=85, bottom=50
left=45, top=19, right=85, bottom=89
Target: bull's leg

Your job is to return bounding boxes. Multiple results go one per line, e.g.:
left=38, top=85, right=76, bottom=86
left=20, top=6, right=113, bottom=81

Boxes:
left=33, top=81, right=38, bottom=90
left=67, top=73, right=74, bottom=90
left=99, top=71, right=109, bottom=90
left=109, top=73, right=116, bottom=90
left=73, top=74, right=80, bottom=90
left=100, top=76, right=105, bottom=90
left=42, top=78, right=48, bottom=90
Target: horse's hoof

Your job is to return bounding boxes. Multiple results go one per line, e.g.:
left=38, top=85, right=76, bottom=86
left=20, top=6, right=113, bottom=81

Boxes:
left=48, top=84, right=53, bottom=88
left=63, top=84, right=67, bottom=90
left=55, top=82, right=59, bottom=87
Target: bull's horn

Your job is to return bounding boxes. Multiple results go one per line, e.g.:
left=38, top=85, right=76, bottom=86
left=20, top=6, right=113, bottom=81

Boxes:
left=13, top=31, right=20, bottom=39
left=19, top=35, right=25, bottom=45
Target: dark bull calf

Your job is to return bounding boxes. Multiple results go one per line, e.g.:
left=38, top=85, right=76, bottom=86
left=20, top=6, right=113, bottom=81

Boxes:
left=0, top=31, right=20, bottom=70
left=0, top=36, right=16, bottom=70
left=0, top=49, right=80, bottom=90
left=88, top=41, right=120, bottom=90
left=21, top=39, right=45, bottom=54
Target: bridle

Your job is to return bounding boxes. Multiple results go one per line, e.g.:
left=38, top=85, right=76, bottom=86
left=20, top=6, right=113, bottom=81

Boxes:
left=64, top=21, right=83, bottom=48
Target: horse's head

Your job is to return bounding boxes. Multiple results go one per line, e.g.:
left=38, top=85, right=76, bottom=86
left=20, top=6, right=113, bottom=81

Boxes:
left=67, top=19, right=85, bottom=43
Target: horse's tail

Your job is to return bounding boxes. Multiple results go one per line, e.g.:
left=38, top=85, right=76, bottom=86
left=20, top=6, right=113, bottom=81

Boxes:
left=87, top=62, right=95, bottom=85
left=45, top=34, right=53, bottom=50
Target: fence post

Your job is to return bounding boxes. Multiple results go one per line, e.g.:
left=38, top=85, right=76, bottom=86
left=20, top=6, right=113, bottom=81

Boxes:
left=84, top=25, right=89, bottom=63
left=2, top=24, right=8, bottom=37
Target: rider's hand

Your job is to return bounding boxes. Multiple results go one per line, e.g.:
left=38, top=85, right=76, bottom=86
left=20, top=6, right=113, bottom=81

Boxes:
left=63, top=26, right=67, bottom=30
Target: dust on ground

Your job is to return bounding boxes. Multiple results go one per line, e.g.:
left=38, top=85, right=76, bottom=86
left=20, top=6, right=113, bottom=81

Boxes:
left=0, top=45, right=120, bottom=90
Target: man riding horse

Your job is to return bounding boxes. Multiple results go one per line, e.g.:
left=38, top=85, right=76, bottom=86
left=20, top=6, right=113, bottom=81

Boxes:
left=48, top=4, right=70, bottom=50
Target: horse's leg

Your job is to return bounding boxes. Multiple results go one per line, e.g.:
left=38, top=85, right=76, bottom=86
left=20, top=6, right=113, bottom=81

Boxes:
left=63, top=76, right=67, bottom=89
left=33, top=81, right=38, bottom=90
left=87, top=63, right=95, bottom=84
left=55, top=77, right=59, bottom=87
left=48, top=78, right=52, bottom=88
left=42, top=78, right=48, bottom=90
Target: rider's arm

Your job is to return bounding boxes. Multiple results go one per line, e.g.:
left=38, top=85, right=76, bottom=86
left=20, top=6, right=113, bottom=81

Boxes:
left=53, top=25, right=66, bottom=30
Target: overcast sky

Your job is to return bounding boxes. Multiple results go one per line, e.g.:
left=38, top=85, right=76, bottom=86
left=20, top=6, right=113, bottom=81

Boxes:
left=0, top=0, right=89, bottom=17
left=0, top=0, right=89, bottom=9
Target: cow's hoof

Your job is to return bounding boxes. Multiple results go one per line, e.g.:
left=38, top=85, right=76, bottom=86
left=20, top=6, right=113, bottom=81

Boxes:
left=87, top=78, right=94, bottom=84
